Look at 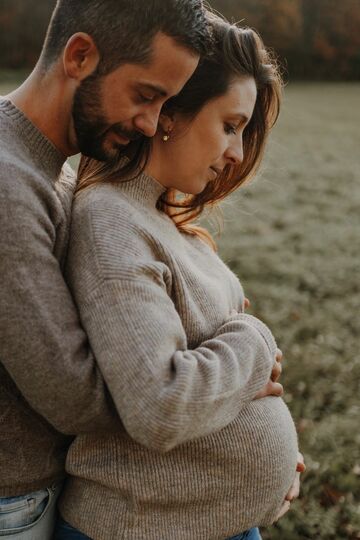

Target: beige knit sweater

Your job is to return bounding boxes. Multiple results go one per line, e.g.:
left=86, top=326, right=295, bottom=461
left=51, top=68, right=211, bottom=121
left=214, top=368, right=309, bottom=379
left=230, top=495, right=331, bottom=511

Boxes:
left=0, top=99, right=119, bottom=497
left=60, top=172, right=299, bottom=539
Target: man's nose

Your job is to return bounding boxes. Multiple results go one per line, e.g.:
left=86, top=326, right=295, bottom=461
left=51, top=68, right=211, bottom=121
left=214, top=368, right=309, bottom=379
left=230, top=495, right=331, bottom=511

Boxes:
left=134, top=109, right=160, bottom=138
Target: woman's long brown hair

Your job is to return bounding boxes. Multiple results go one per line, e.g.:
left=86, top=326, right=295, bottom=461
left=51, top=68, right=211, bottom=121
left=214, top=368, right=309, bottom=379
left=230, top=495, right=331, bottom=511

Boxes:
left=77, top=15, right=282, bottom=249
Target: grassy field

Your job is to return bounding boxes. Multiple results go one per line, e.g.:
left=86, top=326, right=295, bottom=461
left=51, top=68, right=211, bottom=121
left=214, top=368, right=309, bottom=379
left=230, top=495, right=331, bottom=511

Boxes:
left=1, top=74, right=359, bottom=539
left=0, top=70, right=30, bottom=95
left=216, top=83, right=360, bottom=539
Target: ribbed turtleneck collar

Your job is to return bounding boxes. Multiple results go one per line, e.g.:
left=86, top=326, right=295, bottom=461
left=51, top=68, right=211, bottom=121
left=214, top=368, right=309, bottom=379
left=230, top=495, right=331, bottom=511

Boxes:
left=0, top=98, right=66, bottom=180
left=116, top=168, right=167, bottom=209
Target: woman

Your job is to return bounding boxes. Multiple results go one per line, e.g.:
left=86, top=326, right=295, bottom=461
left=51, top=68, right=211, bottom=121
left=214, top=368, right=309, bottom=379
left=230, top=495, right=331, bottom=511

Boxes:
left=56, top=16, right=301, bottom=540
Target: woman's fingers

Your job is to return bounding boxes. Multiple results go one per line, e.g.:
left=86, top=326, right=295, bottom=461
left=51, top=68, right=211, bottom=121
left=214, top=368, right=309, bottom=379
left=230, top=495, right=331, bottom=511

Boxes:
left=275, top=451, right=306, bottom=523
left=285, top=472, right=301, bottom=501
left=274, top=500, right=291, bottom=522
left=230, top=297, right=250, bottom=314
left=271, top=348, right=284, bottom=382
left=255, top=380, right=283, bottom=399
left=271, top=360, right=282, bottom=382
left=269, top=381, right=284, bottom=396
left=296, top=452, right=306, bottom=472
left=285, top=452, right=306, bottom=501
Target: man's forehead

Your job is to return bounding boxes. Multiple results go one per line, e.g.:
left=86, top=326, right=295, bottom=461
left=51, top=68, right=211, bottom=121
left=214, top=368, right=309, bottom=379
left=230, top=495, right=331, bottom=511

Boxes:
left=119, top=48, right=198, bottom=97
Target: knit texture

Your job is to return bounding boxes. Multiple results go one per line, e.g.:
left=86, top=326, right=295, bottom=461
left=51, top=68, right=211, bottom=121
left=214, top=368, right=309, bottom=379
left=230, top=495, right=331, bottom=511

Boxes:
left=60, top=173, right=299, bottom=539
left=0, top=98, right=119, bottom=496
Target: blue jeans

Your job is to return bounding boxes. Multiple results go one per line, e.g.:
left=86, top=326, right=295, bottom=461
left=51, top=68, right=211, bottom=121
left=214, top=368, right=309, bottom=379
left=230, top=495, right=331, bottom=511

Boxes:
left=55, top=519, right=261, bottom=540
left=54, top=518, right=92, bottom=540
left=227, top=529, right=262, bottom=540
left=0, top=484, right=62, bottom=539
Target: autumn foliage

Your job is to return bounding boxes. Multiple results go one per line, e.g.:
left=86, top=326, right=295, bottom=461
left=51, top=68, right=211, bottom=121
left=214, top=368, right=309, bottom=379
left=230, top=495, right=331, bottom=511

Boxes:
left=209, top=0, right=360, bottom=79
left=0, top=1, right=359, bottom=78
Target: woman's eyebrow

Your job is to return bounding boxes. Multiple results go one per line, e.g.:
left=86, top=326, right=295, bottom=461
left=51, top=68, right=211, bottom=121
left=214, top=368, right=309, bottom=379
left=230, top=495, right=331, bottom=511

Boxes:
left=232, top=113, right=250, bottom=123
left=227, top=113, right=250, bottom=127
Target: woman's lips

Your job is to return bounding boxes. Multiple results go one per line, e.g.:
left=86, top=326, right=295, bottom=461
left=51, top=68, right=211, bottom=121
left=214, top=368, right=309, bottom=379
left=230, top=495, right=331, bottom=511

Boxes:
left=209, top=166, right=221, bottom=180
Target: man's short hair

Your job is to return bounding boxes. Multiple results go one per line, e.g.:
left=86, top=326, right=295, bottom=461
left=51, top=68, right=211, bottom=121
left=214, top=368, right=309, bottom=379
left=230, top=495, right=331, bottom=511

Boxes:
left=41, top=0, right=209, bottom=74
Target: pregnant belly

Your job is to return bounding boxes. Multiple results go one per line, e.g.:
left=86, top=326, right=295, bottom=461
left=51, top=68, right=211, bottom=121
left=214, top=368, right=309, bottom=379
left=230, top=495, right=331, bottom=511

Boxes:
left=164, top=396, right=299, bottom=523
left=66, top=397, right=298, bottom=532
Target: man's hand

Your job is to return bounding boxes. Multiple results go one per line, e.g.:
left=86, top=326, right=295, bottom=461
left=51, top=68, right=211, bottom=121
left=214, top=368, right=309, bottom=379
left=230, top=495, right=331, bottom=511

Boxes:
left=274, top=452, right=306, bottom=522
left=255, top=348, right=284, bottom=399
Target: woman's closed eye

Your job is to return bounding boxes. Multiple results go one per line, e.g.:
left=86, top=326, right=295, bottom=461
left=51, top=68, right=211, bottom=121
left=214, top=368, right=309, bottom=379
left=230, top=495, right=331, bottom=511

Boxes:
left=224, top=123, right=237, bottom=135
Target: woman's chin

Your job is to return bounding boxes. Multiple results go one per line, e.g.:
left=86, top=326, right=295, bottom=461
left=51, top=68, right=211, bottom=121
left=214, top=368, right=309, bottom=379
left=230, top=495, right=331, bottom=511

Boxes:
left=184, top=181, right=209, bottom=196
left=169, top=177, right=209, bottom=196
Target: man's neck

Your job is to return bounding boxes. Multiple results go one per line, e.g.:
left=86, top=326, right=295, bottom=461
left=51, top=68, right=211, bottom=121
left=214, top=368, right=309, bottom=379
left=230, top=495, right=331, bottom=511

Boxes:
left=6, top=64, right=78, bottom=158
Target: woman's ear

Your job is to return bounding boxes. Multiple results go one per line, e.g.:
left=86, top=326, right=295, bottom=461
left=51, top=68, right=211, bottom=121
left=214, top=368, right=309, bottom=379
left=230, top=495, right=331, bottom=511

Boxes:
left=158, top=113, right=175, bottom=136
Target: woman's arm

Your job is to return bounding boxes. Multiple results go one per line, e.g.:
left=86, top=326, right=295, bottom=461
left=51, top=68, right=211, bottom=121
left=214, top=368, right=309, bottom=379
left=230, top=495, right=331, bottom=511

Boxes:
left=67, top=191, right=278, bottom=452
left=74, top=280, right=276, bottom=452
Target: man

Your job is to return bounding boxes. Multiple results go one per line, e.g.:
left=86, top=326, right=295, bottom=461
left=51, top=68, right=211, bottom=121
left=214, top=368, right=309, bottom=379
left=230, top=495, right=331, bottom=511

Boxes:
left=0, top=1, right=208, bottom=537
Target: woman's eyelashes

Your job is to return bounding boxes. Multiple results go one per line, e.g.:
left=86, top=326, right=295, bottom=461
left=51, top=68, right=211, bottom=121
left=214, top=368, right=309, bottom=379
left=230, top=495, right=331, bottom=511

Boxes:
left=224, top=123, right=237, bottom=135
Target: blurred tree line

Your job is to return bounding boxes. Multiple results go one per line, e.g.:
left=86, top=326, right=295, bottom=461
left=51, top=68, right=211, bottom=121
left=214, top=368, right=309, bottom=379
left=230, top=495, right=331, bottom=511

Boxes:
left=0, top=0, right=359, bottom=80
left=209, top=0, right=360, bottom=79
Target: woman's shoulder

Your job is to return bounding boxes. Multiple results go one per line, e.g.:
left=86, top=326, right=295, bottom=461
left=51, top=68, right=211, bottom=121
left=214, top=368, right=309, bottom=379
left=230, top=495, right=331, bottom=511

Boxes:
left=74, top=182, right=134, bottom=213
left=71, top=183, right=161, bottom=263
left=73, top=183, right=145, bottom=232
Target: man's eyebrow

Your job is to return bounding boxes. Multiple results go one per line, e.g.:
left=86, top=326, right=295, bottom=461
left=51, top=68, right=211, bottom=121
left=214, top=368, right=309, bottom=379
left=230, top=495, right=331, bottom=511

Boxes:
left=137, top=82, right=168, bottom=97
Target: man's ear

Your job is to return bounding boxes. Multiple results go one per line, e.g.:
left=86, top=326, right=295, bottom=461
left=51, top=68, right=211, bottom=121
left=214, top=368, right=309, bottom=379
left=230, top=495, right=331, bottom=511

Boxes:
left=63, top=33, right=100, bottom=81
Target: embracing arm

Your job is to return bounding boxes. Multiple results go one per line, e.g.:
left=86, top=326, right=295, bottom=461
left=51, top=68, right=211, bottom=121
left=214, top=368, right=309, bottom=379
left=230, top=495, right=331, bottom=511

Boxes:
left=0, top=172, right=120, bottom=434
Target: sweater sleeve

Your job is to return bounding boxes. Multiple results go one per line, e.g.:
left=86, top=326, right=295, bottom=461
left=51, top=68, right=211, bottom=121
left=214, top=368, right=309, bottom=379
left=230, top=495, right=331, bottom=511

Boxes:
left=0, top=168, right=120, bottom=435
left=67, top=193, right=277, bottom=452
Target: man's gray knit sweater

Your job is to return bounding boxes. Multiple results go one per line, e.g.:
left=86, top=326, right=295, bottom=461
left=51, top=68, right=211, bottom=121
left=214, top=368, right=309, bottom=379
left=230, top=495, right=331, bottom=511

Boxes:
left=60, top=174, right=299, bottom=540
left=0, top=99, right=120, bottom=496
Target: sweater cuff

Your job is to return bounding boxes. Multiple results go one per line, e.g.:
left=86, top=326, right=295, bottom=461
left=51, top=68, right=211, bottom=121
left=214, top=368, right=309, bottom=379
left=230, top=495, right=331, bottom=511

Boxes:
left=225, top=313, right=277, bottom=359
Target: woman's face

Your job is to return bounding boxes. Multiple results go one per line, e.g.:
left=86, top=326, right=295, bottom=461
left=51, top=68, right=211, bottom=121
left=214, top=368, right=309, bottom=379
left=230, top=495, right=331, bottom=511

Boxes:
left=148, top=76, right=257, bottom=194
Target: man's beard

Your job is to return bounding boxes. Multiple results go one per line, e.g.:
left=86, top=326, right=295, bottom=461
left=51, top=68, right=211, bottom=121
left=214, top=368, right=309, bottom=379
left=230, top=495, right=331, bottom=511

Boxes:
left=72, top=73, right=142, bottom=163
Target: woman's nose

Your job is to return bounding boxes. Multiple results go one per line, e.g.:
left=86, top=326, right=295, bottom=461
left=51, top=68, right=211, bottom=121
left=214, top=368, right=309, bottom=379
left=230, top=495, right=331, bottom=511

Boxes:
left=224, top=142, right=243, bottom=165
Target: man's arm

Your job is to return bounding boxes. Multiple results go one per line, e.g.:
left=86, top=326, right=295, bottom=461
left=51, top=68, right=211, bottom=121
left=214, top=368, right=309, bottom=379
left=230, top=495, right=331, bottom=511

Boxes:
left=0, top=172, right=120, bottom=434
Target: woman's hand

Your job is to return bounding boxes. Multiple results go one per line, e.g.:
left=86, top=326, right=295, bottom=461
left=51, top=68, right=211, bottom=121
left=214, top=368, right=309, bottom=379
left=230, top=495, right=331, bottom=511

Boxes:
left=274, top=452, right=306, bottom=522
left=231, top=297, right=250, bottom=313
left=254, top=348, right=284, bottom=399
left=286, top=452, right=306, bottom=501
left=271, top=348, right=283, bottom=382
left=232, top=301, right=284, bottom=399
